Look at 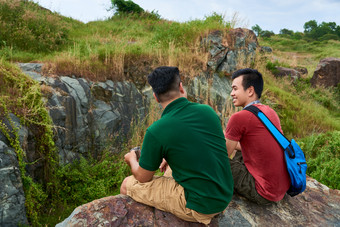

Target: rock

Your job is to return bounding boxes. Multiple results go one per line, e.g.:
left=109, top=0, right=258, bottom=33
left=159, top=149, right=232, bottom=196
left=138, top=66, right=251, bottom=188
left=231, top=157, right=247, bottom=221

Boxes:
left=260, top=46, right=273, bottom=53
left=0, top=141, right=28, bottom=226
left=186, top=73, right=232, bottom=115
left=56, top=195, right=216, bottom=227
left=17, top=63, right=42, bottom=73
left=294, top=66, right=308, bottom=75
left=57, top=177, right=340, bottom=226
left=17, top=63, right=45, bottom=82
left=311, top=57, right=340, bottom=87
left=203, top=28, right=258, bottom=76
left=275, top=66, right=301, bottom=80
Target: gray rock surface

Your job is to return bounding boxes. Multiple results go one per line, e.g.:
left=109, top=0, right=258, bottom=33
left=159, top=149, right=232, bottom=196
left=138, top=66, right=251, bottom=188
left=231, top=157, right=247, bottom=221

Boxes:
left=20, top=64, right=147, bottom=164
left=0, top=141, right=28, bottom=226
left=187, top=73, right=233, bottom=115
left=203, top=28, right=258, bottom=76
left=56, top=177, right=340, bottom=227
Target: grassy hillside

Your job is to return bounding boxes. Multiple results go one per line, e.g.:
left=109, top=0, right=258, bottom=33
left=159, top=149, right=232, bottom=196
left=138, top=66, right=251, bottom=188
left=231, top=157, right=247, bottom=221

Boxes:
left=0, top=1, right=339, bottom=226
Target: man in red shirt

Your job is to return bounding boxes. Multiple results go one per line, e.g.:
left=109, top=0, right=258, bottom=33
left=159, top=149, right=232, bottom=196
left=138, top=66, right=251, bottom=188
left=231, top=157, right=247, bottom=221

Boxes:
left=225, top=68, right=290, bottom=204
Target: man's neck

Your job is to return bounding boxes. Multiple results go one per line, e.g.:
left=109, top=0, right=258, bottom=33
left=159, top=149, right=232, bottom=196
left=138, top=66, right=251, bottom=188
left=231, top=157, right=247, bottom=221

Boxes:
left=243, top=98, right=260, bottom=108
left=160, top=95, right=183, bottom=109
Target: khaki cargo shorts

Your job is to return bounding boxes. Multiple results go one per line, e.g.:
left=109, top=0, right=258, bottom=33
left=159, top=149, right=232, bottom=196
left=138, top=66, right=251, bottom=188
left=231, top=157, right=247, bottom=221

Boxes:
left=126, top=170, right=218, bottom=225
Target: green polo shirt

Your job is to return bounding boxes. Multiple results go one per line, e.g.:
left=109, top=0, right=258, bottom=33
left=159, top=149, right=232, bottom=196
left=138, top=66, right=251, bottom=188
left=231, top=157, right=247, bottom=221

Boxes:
left=139, top=97, right=233, bottom=214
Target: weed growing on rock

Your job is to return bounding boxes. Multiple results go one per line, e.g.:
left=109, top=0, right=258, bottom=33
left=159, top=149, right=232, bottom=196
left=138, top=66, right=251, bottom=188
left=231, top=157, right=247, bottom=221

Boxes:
left=0, top=60, right=57, bottom=225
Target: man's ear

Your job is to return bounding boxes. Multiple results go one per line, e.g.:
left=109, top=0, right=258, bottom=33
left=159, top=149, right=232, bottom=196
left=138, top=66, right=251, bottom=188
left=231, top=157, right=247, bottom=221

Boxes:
left=179, top=82, right=184, bottom=93
left=247, top=86, right=255, bottom=97
left=153, top=93, right=160, bottom=103
left=179, top=82, right=187, bottom=97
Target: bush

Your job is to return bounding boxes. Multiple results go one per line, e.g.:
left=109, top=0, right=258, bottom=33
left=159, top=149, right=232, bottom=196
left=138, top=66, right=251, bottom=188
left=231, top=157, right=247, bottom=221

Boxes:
left=299, top=131, right=340, bottom=189
left=110, top=0, right=144, bottom=15
left=319, top=33, right=339, bottom=41
left=55, top=153, right=130, bottom=205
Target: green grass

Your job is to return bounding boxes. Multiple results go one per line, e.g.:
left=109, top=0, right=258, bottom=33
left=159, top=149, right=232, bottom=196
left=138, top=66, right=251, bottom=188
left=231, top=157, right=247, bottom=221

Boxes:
left=299, top=131, right=340, bottom=189
left=260, top=69, right=340, bottom=139
left=260, top=36, right=340, bottom=59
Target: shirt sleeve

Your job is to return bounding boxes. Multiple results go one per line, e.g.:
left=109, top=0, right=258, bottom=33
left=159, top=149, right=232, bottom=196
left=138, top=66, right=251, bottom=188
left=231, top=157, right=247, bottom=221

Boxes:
left=224, top=112, right=247, bottom=142
left=139, top=129, right=163, bottom=171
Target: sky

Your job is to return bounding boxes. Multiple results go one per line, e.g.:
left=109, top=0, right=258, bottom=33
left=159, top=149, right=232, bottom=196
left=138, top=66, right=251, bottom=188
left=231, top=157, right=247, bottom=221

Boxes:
left=34, top=0, right=340, bottom=34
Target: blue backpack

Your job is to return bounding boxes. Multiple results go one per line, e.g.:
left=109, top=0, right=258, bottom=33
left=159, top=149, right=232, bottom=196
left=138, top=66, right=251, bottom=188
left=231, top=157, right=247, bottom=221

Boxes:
left=244, top=105, right=307, bottom=197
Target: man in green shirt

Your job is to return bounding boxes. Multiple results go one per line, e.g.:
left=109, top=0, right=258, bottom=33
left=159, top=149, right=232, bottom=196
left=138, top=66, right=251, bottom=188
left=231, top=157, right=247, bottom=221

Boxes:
left=120, top=66, right=233, bottom=224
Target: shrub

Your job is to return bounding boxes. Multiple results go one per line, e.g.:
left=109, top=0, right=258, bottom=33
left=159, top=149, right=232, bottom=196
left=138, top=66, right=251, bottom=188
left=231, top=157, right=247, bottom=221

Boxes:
left=110, top=0, right=144, bottom=15
left=265, top=60, right=280, bottom=74
left=319, top=33, right=339, bottom=41
left=299, top=131, right=340, bottom=189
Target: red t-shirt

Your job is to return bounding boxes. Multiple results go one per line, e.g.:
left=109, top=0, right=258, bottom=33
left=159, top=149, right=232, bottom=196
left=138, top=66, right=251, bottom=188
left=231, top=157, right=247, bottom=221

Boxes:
left=225, top=104, right=290, bottom=201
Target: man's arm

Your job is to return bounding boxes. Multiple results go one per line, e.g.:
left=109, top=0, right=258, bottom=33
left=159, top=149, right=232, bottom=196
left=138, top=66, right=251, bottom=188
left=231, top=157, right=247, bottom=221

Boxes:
left=124, top=150, right=155, bottom=183
left=226, top=138, right=239, bottom=158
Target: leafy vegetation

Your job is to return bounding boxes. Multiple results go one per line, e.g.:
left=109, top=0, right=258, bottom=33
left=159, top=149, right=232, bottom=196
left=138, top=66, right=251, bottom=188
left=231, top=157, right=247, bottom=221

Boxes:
left=299, top=131, right=340, bottom=189
left=0, top=60, right=56, bottom=225
left=254, top=20, right=340, bottom=41
left=251, top=24, right=275, bottom=38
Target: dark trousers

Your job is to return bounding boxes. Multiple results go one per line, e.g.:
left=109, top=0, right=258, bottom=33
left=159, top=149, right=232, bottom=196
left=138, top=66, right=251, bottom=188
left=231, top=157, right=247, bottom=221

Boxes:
left=229, top=151, right=275, bottom=205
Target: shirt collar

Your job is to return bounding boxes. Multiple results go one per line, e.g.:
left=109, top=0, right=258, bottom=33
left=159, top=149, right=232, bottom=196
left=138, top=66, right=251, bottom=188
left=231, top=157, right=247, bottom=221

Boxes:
left=243, top=100, right=261, bottom=109
left=162, top=97, right=188, bottom=117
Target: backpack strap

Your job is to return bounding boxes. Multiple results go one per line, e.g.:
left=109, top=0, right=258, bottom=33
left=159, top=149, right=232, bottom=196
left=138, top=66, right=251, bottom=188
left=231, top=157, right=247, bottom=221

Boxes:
left=244, top=105, right=290, bottom=150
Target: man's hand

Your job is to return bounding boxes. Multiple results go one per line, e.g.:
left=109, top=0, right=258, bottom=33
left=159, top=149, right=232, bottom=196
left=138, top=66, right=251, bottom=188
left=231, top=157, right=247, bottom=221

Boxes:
left=124, top=150, right=138, bottom=167
left=159, top=159, right=168, bottom=172
left=124, top=148, right=155, bottom=183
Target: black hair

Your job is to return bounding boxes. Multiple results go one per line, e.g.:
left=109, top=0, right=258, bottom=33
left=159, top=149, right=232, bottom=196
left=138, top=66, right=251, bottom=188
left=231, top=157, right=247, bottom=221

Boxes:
left=231, top=68, right=263, bottom=98
left=147, top=66, right=181, bottom=102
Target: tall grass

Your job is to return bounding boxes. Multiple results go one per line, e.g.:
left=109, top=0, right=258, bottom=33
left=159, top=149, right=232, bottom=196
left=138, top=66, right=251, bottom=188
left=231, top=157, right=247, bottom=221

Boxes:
left=0, top=0, right=79, bottom=54
left=254, top=56, right=340, bottom=139
left=299, top=131, right=340, bottom=190
left=53, top=13, right=229, bottom=80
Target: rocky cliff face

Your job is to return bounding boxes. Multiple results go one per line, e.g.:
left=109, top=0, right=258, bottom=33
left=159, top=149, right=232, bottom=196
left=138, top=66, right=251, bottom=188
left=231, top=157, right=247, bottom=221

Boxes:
left=56, top=177, right=340, bottom=226
left=18, top=63, right=148, bottom=164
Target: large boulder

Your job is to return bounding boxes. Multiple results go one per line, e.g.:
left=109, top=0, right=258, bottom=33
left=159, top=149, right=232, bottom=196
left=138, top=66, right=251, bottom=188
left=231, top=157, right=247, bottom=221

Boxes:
left=203, top=28, right=258, bottom=76
left=56, top=177, right=340, bottom=226
left=311, top=58, right=340, bottom=87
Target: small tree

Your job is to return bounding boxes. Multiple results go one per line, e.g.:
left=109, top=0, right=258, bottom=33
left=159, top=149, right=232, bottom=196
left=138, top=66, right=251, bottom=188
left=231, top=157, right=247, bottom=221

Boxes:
left=280, top=28, right=294, bottom=36
left=110, top=0, right=144, bottom=15
left=261, top=30, right=275, bottom=38
left=304, top=20, right=318, bottom=33
left=251, top=24, right=263, bottom=37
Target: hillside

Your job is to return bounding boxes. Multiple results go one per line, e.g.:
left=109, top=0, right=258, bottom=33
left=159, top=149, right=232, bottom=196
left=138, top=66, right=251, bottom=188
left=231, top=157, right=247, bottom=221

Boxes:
left=0, top=1, right=339, bottom=226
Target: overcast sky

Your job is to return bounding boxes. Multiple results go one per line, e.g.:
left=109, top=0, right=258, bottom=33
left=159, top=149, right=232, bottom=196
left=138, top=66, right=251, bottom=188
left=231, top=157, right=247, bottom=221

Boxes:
left=34, top=0, right=340, bottom=34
